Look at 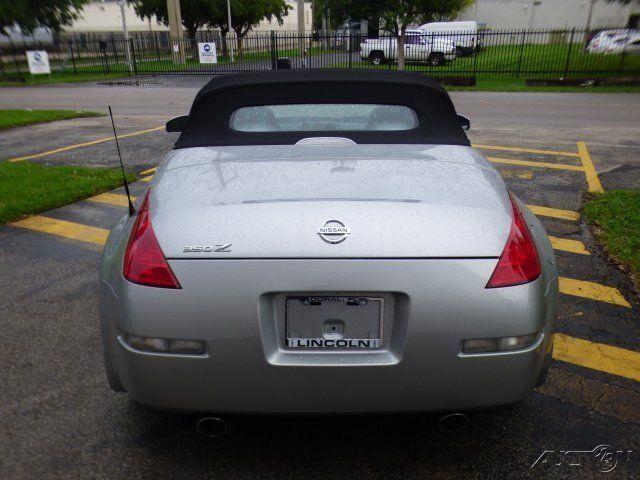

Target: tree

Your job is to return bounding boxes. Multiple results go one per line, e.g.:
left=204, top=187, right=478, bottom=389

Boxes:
left=129, top=0, right=289, bottom=58
left=312, top=0, right=351, bottom=31
left=224, top=0, right=290, bottom=56
left=0, top=0, right=88, bottom=33
left=351, top=0, right=473, bottom=70
left=128, top=0, right=224, bottom=50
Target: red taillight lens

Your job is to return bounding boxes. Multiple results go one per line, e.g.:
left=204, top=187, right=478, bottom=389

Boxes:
left=123, top=191, right=181, bottom=289
left=486, top=193, right=541, bottom=288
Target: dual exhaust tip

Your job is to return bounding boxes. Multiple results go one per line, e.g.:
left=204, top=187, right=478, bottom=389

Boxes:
left=437, top=412, right=470, bottom=433
left=196, top=416, right=228, bottom=438
left=195, top=412, right=469, bottom=438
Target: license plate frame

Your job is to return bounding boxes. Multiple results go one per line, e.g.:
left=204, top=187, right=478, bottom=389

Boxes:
left=285, top=295, right=384, bottom=349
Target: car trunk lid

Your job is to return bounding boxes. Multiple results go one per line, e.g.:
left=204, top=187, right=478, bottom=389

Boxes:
left=150, top=144, right=511, bottom=259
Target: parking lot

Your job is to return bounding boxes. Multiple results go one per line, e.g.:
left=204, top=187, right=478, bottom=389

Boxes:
left=1, top=82, right=639, bottom=478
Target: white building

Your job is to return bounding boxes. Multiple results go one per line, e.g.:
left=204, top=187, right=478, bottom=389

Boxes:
left=65, top=0, right=313, bottom=33
left=457, top=0, right=640, bottom=29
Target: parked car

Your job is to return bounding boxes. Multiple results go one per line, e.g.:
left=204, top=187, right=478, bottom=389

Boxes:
left=418, top=21, right=478, bottom=56
left=623, top=36, right=640, bottom=55
left=586, top=29, right=640, bottom=54
left=100, top=70, right=558, bottom=424
left=360, top=30, right=456, bottom=66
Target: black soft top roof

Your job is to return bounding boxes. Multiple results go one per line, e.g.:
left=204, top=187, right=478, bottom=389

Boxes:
left=174, top=69, right=470, bottom=148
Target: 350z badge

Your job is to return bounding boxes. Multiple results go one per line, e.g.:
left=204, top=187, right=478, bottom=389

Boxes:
left=183, top=244, right=232, bottom=253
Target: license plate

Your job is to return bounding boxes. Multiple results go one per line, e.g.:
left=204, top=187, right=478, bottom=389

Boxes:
left=285, top=296, right=383, bottom=349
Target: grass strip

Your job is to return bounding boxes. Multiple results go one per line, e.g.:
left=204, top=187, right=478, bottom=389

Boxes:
left=583, top=189, right=640, bottom=285
left=0, top=109, right=103, bottom=130
left=0, top=161, right=135, bottom=224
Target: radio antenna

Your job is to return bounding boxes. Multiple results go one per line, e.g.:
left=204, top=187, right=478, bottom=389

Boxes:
left=108, top=106, right=135, bottom=216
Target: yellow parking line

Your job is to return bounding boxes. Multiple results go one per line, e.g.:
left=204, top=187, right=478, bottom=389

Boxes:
left=140, top=175, right=153, bottom=182
left=548, top=236, right=589, bottom=255
left=488, top=157, right=584, bottom=171
left=10, top=216, right=109, bottom=245
left=473, top=144, right=580, bottom=157
left=577, top=141, right=604, bottom=194
left=559, top=277, right=631, bottom=308
left=11, top=215, right=639, bottom=384
left=499, top=169, right=534, bottom=179
left=554, top=334, right=640, bottom=382
left=140, top=167, right=157, bottom=176
left=527, top=204, right=580, bottom=221
left=88, top=192, right=137, bottom=207
left=7, top=126, right=164, bottom=163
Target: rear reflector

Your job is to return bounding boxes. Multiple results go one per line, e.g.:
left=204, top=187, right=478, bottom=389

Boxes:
left=123, top=334, right=205, bottom=354
left=462, top=332, right=539, bottom=354
left=486, top=193, right=541, bottom=288
left=123, top=190, right=181, bottom=289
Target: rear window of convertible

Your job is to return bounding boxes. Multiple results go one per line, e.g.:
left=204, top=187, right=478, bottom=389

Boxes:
left=229, top=104, right=418, bottom=132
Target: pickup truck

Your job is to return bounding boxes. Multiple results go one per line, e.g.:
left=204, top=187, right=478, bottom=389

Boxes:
left=360, top=31, right=457, bottom=66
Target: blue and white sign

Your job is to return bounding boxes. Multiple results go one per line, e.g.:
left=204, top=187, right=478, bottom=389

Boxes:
left=26, top=50, right=51, bottom=74
left=198, top=42, right=217, bottom=64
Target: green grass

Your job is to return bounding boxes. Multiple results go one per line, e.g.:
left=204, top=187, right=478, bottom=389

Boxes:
left=583, top=189, right=640, bottom=285
left=0, top=46, right=339, bottom=81
left=0, top=161, right=135, bottom=224
left=3, top=41, right=639, bottom=90
left=353, top=43, right=640, bottom=78
left=0, top=72, right=127, bottom=87
left=453, top=43, right=640, bottom=78
left=449, top=78, right=640, bottom=92
left=0, top=109, right=103, bottom=130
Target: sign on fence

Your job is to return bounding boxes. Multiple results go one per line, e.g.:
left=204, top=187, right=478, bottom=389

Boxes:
left=198, top=42, right=217, bottom=64
left=26, top=51, right=51, bottom=75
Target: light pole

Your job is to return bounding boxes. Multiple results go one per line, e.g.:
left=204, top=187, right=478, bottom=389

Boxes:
left=227, top=0, right=235, bottom=62
left=117, top=0, right=132, bottom=72
left=586, top=0, right=597, bottom=29
left=528, top=0, right=542, bottom=29
left=297, top=0, right=305, bottom=61
left=322, top=1, right=328, bottom=48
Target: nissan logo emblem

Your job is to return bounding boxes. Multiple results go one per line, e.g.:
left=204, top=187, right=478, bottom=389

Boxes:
left=317, top=220, right=350, bottom=244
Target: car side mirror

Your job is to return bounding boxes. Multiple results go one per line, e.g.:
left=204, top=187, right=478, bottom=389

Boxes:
left=166, top=115, right=188, bottom=132
left=458, top=115, right=470, bottom=131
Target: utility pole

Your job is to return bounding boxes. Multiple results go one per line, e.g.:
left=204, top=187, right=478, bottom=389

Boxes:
left=297, top=0, right=305, bottom=34
left=167, top=0, right=185, bottom=64
left=297, top=0, right=305, bottom=58
left=227, top=0, right=235, bottom=62
left=117, top=0, right=132, bottom=72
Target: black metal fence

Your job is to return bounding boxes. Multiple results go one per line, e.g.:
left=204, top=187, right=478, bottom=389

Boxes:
left=2, top=27, right=639, bottom=80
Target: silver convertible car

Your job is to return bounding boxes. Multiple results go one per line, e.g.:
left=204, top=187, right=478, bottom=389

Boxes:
left=100, top=70, right=558, bottom=420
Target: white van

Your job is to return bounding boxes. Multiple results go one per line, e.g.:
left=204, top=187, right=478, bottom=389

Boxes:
left=418, top=21, right=478, bottom=56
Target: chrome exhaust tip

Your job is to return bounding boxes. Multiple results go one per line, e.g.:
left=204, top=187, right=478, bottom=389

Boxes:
left=437, top=412, right=469, bottom=433
left=196, top=416, right=228, bottom=438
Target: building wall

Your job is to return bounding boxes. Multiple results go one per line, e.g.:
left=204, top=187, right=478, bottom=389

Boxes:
left=69, top=1, right=165, bottom=32
left=457, top=0, right=637, bottom=29
left=254, top=1, right=313, bottom=32
left=65, top=0, right=313, bottom=34
left=0, top=26, right=54, bottom=45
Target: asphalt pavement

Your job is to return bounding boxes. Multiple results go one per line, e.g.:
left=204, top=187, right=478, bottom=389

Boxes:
left=1, top=76, right=638, bottom=188
left=1, top=77, right=639, bottom=479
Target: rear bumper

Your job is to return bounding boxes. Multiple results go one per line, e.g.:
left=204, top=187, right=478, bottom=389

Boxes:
left=101, top=259, right=558, bottom=413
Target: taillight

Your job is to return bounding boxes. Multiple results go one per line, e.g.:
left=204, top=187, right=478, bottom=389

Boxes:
left=486, top=193, right=541, bottom=288
left=123, top=190, right=181, bottom=289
